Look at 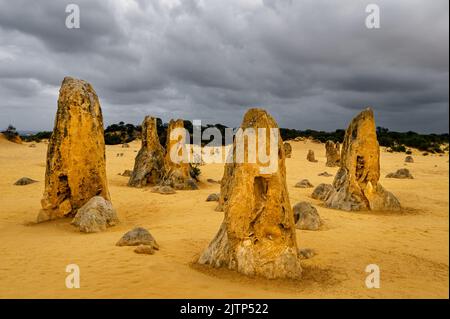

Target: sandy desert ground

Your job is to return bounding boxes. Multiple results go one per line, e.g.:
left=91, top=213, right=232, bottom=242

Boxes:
left=0, top=134, right=448, bottom=299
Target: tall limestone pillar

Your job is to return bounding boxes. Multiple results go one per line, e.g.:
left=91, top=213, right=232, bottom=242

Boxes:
left=198, top=108, right=302, bottom=279
left=38, top=77, right=110, bottom=222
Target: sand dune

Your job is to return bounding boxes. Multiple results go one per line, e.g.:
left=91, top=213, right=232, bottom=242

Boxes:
left=0, top=137, right=448, bottom=298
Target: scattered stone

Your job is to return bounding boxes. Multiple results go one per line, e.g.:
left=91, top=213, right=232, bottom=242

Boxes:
left=121, top=170, right=133, bottom=177
left=295, top=179, right=314, bottom=188
left=405, top=156, right=414, bottom=163
left=151, top=185, right=176, bottom=194
left=198, top=108, right=302, bottom=279
left=122, top=143, right=130, bottom=148
left=325, top=140, right=340, bottom=167
left=71, top=196, right=119, bottom=233
left=128, top=116, right=165, bottom=187
left=38, top=77, right=111, bottom=222
left=318, top=171, right=333, bottom=177
left=185, top=178, right=199, bottom=190
left=298, top=248, right=316, bottom=259
left=206, top=193, right=220, bottom=202
left=284, top=142, right=292, bottom=158
left=116, top=227, right=159, bottom=249
left=207, top=178, right=219, bottom=184
left=325, top=108, right=401, bottom=211
left=134, top=245, right=155, bottom=255
left=386, top=168, right=414, bottom=179
left=306, top=150, right=318, bottom=162
left=293, top=201, right=322, bottom=231
left=14, top=177, right=38, bottom=186
left=311, top=183, right=334, bottom=201
left=29, top=144, right=36, bottom=148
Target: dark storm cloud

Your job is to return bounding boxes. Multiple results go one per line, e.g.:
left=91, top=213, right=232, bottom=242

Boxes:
left=0, top=0, right=448, bottom=132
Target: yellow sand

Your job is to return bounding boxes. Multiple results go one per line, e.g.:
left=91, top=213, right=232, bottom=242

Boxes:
left=0, top=134, right=448, bottom=298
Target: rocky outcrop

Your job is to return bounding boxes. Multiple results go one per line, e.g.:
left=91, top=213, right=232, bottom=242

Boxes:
left=306, top=150, right=317, bottom=162
left=311, top=183, right=333, bottom=201
left=128, top=116, right=165, bottom=187
left=14, top=177, right=38, bottom=186
left=325, top=140, right=340, bottom=167
left=325, top=108, right=401, bottom=211
left=386, top=168, right=414, bottom=179
left=198, top=108, right=302, bottom=279
left=293, top=202, right=322, bottom=231
left=38, top=77, right=111, bottom=222
left=284, top=142, right=292, bottom=158
left=295, top=179, right=314, bottom=188
left=161, top=119, right=198, bottom=190
left=71, top=196, right=119, bottom=233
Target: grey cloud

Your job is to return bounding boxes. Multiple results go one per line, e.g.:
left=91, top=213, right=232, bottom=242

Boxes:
left=0, top=0, right=448, bottom=133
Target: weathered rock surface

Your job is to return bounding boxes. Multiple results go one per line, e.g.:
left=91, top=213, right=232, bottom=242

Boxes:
left=293, top=202, right=322, bottom=231
left=325, top=140, right=340, bottom=167
left=405, top=156, right=414, bottom=163
left=14, top=177, right=38, bottom=186
left=206, top=193, right=220, bottom=202
left=161, top=119, right=198, bottom=190
left=386, top=168, right=414, bottom=179
left=198, top=108, right=302, bottom=279
left=325, top=108, right=401, bottom=211
left=38, top=77, right=111, bottom=222
left=128, top=116, right=165, bottom=187
left=306, top=150, right=317, bottom=162
left=284, top=142, right=292, bottom=158
left=116, top=227, right=159, bottom=249
left=71, top=196, right=119, bottom=233
left=295, top=179, right=314, bottom=188
left=311, top=183, right=333, bottom=201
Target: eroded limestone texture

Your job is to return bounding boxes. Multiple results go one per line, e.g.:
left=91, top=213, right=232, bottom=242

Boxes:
left=161, top=119, right=197, bottom=190
left=325, top=108, right=400, bottom=211
left=325, top=140, right=340, bottom=167
left=198, top=108, right=302, bottom=279
left=128, top=116, right=165, bottom=187
left=38, top=77, right=110, bottom=222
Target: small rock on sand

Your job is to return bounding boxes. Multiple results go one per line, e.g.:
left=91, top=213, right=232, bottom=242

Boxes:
left=293, top=201, right=322, bottom=231
left=71, top=196, right=119, bottom=233
left=386, top=168, right=414, bottom=179
left=311, top=183, right=334, bottom=201
left=14, top=177, right=38, bottom=185
left=206, top=193, right=220, bottom=202
left=116, top=227, right=159, bottom=249
left=298, top=248, right=316, bottom=259
left=151, top=186, right=176, bottom=194
left=318, top=171, right=333, bottom=177
left=295, top=179, right=314, bottom=188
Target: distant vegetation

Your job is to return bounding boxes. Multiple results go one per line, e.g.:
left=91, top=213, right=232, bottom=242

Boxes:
left=1, top=125, right=19, bottom=142
left=17, top=122, right=449, bottom=154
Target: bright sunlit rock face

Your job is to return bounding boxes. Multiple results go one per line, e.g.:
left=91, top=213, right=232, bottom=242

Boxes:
left=38, top=77, right=110, bottom=222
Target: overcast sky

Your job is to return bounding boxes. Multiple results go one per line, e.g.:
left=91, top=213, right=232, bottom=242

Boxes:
left=0, top=0, right=448, bottom=133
